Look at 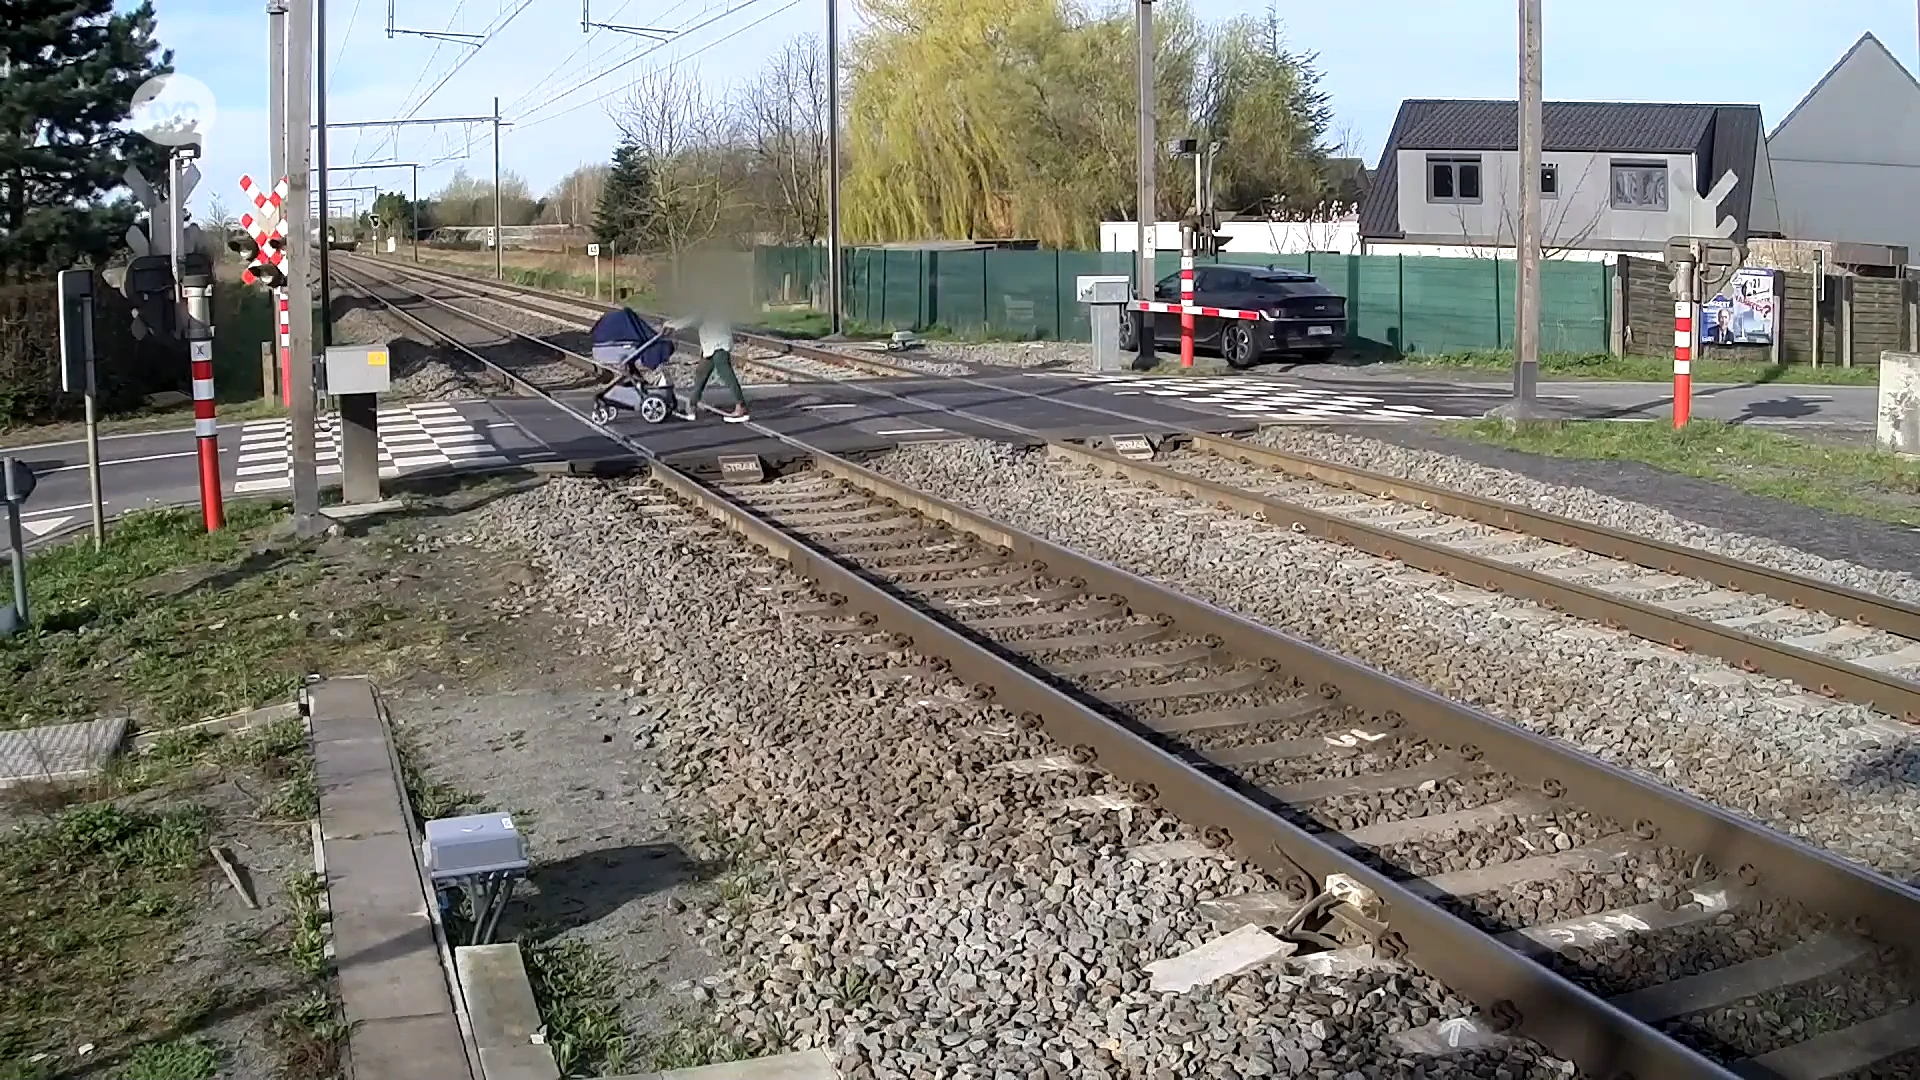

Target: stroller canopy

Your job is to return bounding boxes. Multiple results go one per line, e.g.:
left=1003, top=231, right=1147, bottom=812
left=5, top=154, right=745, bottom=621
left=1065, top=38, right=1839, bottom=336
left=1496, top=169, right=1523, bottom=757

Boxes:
left=593, top=307, right=674, bottom=370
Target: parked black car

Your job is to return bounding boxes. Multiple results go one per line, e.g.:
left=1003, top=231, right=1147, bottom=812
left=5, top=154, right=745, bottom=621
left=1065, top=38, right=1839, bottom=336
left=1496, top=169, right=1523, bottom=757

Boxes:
left=1117, top=266, right=1347, bottom=367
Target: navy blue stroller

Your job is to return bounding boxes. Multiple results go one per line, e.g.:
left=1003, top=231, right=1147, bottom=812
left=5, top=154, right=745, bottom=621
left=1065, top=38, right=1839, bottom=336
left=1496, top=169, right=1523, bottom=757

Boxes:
left=588, top=307, right=679, bottom=425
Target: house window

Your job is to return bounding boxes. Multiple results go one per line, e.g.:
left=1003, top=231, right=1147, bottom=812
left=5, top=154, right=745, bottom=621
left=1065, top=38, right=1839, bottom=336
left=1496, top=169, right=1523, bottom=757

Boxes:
left=1610, top=161, right=1668, bottom=210
left=1427, top=156, right=1482, bottom=203
left=1540, top=164, right=1558, bottom=198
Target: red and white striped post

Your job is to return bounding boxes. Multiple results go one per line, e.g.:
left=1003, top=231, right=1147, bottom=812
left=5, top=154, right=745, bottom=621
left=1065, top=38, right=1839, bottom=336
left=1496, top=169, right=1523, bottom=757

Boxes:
left=181, top=274, right=225, bottom=530
left=1672, top=259, right=1696, bottom=429
left=1179, top=238, right=1196, bottom=368
left=277, top=289, right=292, bottom=407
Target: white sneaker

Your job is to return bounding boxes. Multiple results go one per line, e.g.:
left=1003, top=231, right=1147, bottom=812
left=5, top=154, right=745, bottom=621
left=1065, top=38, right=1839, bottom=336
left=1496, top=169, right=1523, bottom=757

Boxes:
left=723, top=410, right=751, bottom=424
left=674, top=407, right=697, bottom=422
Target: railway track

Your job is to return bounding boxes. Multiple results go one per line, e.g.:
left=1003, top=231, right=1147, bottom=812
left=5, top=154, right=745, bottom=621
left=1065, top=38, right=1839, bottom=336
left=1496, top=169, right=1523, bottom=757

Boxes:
left=342, top=254, right=928, bottom=382
left=349, top=255, right=1920, bottom=725
left=342, top=260, right=1920, bottom=1080
left=1052, top=433, right=1920, bottom=726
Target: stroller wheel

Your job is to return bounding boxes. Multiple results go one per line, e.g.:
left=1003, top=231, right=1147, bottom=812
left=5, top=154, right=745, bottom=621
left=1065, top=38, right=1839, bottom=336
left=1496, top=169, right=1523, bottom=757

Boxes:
left=638, top=395, right=671, bottom=424
left=589, top=402, right=614, bottom=425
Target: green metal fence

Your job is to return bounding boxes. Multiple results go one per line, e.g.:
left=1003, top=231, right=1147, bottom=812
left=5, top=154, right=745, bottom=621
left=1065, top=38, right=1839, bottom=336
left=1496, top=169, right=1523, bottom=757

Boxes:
left=753, top=246, right=1613, bottom=355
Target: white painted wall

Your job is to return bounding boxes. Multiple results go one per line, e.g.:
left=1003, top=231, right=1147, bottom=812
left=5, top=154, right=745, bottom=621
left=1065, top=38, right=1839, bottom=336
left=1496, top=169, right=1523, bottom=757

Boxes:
left=1358, top=242, right=1631, bottom=263
left=1767, top=36, right=1920, bottom=251
left=1395, top=148, right=1736, bottom=249
left=1099, top=219, right=1362, bottom=255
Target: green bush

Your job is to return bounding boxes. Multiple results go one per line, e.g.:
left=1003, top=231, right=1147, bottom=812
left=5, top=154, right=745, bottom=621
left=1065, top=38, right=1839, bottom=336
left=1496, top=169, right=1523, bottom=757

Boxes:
left=0, top=275, right=188, bottom=426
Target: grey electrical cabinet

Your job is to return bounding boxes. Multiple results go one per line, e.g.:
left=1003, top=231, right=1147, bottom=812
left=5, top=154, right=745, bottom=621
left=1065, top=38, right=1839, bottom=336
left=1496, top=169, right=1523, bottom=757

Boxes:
left=323, top=342, right=392, bottom=397
left=421, top=812, right=529, bottom=883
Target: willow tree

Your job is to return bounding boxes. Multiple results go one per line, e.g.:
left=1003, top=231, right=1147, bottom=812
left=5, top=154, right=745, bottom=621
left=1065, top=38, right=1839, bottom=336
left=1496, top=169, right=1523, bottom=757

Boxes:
left=844, top=0, right=1201, bottom=248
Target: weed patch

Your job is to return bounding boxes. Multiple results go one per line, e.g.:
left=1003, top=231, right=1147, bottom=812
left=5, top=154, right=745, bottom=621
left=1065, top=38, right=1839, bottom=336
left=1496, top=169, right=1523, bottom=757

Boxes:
left=524, top=937, right=637, bottom=1077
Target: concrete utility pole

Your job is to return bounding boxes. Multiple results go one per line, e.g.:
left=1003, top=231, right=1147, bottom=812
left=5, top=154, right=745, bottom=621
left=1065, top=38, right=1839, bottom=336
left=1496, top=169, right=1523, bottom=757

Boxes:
left=285, top=0, right=322, bottom=533
left=1512, top=0, right=1543, bottom=414
left=1134, top=0, right=1157, bottom=367
left=826, top=0, right=843, bottom=336
left=270, top=2, right=287, bottom=188
left=316, top=0, right=331, bottom=347
left=493, top=96, right=503, bottom=280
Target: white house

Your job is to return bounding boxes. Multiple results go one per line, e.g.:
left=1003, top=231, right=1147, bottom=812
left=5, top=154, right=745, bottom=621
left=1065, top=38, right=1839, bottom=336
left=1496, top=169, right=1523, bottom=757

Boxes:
left=1354, top=99, right=1780, bottom=262
left=1766, top=32, right=1920, bottom=263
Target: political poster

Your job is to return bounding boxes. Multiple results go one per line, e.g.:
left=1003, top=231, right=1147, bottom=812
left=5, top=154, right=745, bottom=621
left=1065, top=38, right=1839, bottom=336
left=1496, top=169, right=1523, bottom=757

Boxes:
left=1700, top=268, right=1779, bottom=346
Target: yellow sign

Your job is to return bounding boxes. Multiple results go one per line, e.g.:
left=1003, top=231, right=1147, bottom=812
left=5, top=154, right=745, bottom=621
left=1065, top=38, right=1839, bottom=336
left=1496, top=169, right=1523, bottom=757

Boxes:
left=368, top=349, right=389, bottom=367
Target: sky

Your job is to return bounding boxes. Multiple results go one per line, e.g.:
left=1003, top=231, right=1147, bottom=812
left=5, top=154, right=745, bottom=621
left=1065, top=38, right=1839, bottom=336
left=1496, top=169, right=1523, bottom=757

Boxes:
left=141, top=0, right=1920, bottom=220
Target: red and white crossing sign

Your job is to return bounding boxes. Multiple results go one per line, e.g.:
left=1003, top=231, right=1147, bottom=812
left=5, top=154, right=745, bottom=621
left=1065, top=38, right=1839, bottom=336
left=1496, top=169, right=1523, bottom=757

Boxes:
left=240, top=174, right=286, bottom=214
left=238, top=174, right=289, bottom=287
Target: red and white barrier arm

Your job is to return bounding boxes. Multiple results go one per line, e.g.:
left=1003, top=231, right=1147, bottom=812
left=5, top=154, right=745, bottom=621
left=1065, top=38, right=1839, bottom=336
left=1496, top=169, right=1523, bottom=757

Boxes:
left=1130, top=300, right=1265, bottom=321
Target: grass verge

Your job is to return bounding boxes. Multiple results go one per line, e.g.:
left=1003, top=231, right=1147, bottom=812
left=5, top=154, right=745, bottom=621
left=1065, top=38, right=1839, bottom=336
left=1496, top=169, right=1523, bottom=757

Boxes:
left=1448, top=418, right=1920, bottom=526
left=0, top=719, right=315, bottom=1078
left=2, top=502, right=434, bottom=732
left=524, top=938, right=642, bottom=1077
left=1368, top=349, right=1881, bottom=386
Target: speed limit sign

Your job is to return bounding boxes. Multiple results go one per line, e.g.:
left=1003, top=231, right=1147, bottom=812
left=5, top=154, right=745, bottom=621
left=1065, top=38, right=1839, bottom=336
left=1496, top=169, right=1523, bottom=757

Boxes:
left=587, top=243, right=600, bottom=258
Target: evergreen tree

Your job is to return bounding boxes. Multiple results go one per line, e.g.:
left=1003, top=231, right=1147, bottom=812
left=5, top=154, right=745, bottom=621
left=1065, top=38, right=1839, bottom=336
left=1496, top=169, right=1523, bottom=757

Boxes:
left=372, top=191, right=413, bottom=243
left=593, top=138, right=657, bottom=253
left=0, top=0, right=172, bottom=280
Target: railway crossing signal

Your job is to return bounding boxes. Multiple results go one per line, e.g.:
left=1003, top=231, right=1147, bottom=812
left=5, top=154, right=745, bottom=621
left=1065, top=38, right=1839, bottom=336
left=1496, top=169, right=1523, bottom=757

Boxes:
left=236, top=175, right=290, bottom=286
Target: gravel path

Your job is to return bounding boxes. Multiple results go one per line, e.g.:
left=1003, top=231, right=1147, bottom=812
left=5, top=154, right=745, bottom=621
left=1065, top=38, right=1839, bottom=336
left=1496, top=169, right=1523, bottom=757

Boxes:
left=871, top=441, right=1920, bottom=887
left=913, top=340, right=1100, bottom=372
left=463, top=475, right=1577, bottom=1079
left=1321, top=424, right=1920, bottom=580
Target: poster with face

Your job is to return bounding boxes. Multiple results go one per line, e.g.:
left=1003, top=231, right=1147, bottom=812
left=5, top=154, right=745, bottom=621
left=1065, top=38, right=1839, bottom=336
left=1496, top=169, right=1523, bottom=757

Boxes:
left=1700, top=268, right=1780, bottom=346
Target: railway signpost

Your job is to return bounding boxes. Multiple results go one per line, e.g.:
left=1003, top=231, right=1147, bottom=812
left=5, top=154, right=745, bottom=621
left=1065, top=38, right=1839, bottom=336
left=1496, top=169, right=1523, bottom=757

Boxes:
left=589, top=242, right=601, bottom=298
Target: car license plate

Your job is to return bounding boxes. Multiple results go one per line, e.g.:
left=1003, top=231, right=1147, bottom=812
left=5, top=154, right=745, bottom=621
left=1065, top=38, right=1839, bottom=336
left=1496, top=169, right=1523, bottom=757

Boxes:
left=1307, top=325, right=1333, bottom=336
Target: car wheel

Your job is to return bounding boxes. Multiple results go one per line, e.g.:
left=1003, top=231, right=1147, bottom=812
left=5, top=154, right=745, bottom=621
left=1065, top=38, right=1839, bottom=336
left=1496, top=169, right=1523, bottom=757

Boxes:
left=1221, top=323, right=1259, bottom=369
left=1116, top=310, right=1139, bottom=352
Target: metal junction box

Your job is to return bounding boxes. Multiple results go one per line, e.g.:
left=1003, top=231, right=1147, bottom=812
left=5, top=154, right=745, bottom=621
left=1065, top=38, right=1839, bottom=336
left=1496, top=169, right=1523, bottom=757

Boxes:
left=1076, top=275, right=1132, bottom=305
left=1077, top=275, right=1135, bottom=371
left=422, top=812, right=529, bottom=883
left=323, top=342, right=392, bottom=396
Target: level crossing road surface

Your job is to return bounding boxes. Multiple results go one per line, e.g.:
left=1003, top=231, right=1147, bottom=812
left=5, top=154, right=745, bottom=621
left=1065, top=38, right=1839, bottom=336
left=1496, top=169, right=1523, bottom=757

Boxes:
left=1, top=367, right=1872, bottom=548
left=1267, top=363, right=1880, bottom=429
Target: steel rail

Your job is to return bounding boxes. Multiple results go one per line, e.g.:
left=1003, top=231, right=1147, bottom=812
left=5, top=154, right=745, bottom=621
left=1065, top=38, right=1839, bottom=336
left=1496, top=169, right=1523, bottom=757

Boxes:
left=352, top=256, right=1920, bottom=723
left=348, top=255, right=922, bottom=380
left=1056, top=440, right=1920, bottom=723
left=661, top=456, right=1743, bottom=1080
left=336, top=262, right=851, bottom=390
left=1185, top=432, right=1920, bottom=645
left=355, top=264, right=1920, bottom=1080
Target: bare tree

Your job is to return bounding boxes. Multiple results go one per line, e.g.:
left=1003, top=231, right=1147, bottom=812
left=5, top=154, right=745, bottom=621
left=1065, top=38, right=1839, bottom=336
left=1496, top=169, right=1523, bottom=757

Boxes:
left=731, top=34, right=828, bottom=243
left=609, top=65, right=735, bottom=270
left=202, top=195, right=238, bottom=245
left=539, top=164, right=611, bottom=226
left=1446, top=158, right=1607, bottom=261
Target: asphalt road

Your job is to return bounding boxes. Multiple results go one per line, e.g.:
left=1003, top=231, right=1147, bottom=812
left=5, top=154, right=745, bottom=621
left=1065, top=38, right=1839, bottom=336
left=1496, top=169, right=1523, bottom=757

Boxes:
left=2, top=367, right=1883, bottom=548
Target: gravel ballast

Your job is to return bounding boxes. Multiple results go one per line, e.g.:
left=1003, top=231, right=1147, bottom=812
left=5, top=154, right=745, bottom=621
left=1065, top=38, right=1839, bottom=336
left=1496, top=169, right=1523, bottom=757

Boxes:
left=1245, top=428, right=1920, bottom=604
left=870, top=441, right=1920, bottom=886
left=462, top=475, right=1578, bottom=1078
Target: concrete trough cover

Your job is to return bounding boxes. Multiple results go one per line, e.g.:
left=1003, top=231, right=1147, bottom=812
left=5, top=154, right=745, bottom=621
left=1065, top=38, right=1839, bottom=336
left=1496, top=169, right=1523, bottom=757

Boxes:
left=0, top=717, right=129, bottom=788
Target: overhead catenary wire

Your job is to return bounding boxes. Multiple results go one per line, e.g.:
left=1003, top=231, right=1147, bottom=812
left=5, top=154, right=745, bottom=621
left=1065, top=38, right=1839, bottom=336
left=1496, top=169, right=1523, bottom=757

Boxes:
left=501, top=0, right=696, bottom=117
left=510, top=0, right=774, bottom=129
left=512, top=0, right=795, bottom=132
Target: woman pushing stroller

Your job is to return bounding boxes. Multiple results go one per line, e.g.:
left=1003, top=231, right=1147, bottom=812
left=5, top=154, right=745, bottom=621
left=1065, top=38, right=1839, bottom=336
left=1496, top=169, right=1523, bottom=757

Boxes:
left=588, top=290, right=749, bottom=425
